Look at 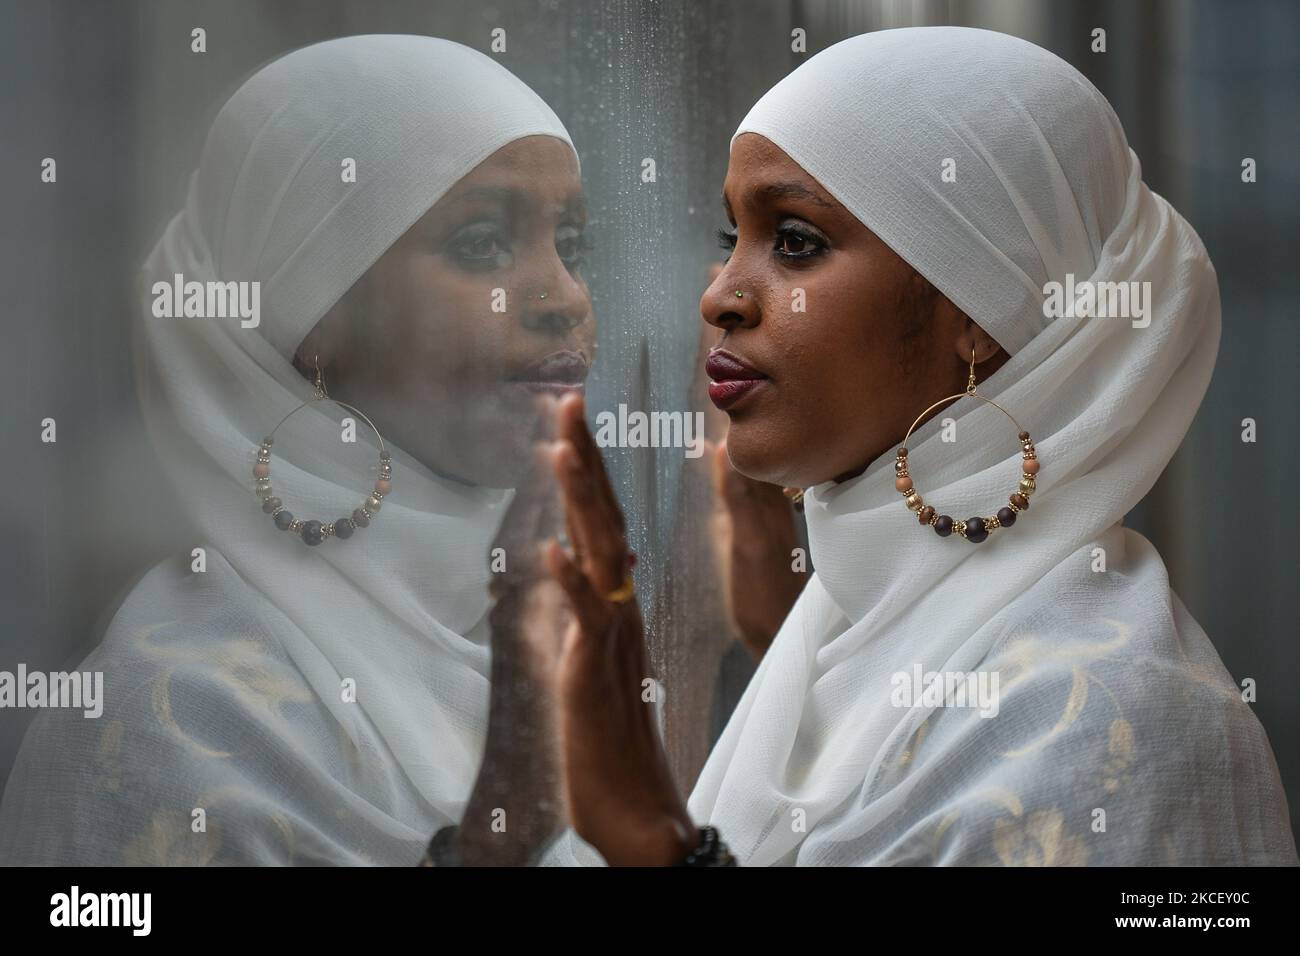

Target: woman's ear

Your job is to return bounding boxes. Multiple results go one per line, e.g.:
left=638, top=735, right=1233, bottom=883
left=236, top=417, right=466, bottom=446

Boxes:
left=291, top=325, right=326, bottom=381
left=954, top=319, right=1005, bottom=368
left=293, top=296, right=353, bottom=384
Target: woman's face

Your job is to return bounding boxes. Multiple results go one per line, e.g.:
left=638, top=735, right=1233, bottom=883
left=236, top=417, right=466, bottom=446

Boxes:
left=304, top=135, right=594, bottom=486
left=701, top=133, right=1005, bottom=489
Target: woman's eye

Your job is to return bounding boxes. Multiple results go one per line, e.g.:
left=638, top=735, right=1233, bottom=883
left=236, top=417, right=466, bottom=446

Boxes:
left=778, top=232, right=810, bottom=255
left=556, top=225, right=593, bottom=269
left=715, top=227, right=737, bottom=261
left=447, top=223, right=510, bottom=267
left=774, top=224, right=826, bottom=259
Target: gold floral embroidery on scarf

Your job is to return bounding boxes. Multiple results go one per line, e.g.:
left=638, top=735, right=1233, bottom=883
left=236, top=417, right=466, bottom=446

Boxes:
left=992, top=807, right=1090, bottom=866
left=94, top=719, right=125, bottom=794
left=1101, top=718, right=1135, bottom=793
left=119, top=790, right=297, bottom=865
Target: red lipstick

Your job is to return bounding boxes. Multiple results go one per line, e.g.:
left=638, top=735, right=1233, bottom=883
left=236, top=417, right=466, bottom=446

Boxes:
left=705, top=348, right=768, bottom=411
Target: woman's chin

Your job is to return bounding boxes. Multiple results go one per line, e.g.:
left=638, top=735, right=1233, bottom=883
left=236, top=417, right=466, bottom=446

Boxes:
left=388, top=428, right=530, bottom=489
left=725, top=429, right=794, bottom=487
left=461, top=430, right=546, bottom=488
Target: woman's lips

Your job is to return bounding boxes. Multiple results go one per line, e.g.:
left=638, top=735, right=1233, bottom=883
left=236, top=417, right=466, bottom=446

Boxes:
left=516, top=381, right=585, bottom=396
left=510, top=350, right=589, bottom=396
left=705, top=348, right=768, bottom=411
left=707, top=378, right=766, bottom=410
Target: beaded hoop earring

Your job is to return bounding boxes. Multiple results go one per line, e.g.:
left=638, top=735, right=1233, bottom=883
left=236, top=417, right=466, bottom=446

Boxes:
left=894, top=346, right=1040, bottom=543
left=253, top=356, right=392, bottom=547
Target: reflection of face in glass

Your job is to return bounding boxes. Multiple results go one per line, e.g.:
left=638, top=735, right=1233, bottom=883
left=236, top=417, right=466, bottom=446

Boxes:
left=299, top=135, right=594, bottom=488
left=0, top=32, right=596, bottom=869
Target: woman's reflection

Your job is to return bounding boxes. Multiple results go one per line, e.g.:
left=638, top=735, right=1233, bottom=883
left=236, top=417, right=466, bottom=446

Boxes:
left=0, top=34, right=589, bottom=866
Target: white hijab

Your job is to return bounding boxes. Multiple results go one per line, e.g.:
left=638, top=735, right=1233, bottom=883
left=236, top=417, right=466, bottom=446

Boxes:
left=0, top=35, right=577, bottom=865
left=683, top=27, right=1296, bottom=865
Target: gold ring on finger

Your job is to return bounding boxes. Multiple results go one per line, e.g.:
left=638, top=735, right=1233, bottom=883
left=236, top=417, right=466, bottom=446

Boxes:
left=603, top=573, right=635, bottom=604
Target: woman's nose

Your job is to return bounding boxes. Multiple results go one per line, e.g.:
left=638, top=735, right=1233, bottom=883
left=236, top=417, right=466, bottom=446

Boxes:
left=701, top=263, right=760, bottom=332
left=519, top=253, right=589, bottom=334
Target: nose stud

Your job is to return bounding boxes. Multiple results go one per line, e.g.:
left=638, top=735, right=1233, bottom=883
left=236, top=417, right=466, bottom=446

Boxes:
left=734, top=290, right=743, bottom=298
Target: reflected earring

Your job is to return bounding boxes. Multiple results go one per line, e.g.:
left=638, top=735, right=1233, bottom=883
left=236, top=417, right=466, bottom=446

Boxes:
left=254, top=355, right=392, bottom=546
left=895, top=345, right=1039, bottom=543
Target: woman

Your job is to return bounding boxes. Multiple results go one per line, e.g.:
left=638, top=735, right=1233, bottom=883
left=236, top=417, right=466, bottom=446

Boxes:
left=0, top=35, right=591, bottom=865
left=533, top=27, right=1297, bottom=865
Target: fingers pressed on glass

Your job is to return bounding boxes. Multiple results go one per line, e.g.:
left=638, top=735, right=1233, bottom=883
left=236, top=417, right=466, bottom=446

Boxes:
left=551, top=440, right=597, bottom=569
left=553, top=396, right=630, bottom=583
left=554, top=440, right=624, bottom=593
left=545, top=539, right=606, bottom=632
left=562, top=489, right=582, bottom=565
left=558, top=394, right=625, bottom=536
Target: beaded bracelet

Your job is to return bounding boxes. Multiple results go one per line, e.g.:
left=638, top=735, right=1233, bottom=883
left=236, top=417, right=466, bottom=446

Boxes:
left=674, top=825, right=738, bottom=866
left=417, top=825, right=461, bottom=867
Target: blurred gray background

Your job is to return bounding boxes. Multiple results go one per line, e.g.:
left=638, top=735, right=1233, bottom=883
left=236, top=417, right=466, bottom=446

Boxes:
left=2, top=0, right=1296, bottom=843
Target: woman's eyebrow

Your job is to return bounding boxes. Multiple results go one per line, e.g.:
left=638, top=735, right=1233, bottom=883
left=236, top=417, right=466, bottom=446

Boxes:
left=445, top=185, right=516, bottom=207
left=563, top=194, right=588, bottom=219
left=722, top=181, right=836, bottom=216
left=446, top=186, right=587, bottom=223
left=754, top=181, right=836, bottom=209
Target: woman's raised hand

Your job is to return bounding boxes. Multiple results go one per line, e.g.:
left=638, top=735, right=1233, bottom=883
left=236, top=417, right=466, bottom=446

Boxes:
left=487, top=394, right=570, bottom=675
left=458, top=395, right=571, bottom=865
left=543, top=392, right=697, bottom=866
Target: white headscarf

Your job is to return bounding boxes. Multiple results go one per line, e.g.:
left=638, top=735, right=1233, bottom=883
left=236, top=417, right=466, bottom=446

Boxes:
left=0, top=35, right=577, bottom=864
left=681, top=27, right=1296, bottom=865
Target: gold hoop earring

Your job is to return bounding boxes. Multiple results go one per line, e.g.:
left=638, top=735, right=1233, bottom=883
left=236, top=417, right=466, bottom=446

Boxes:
left=254, top=355, right=392, bottom=546
left=894, top=346, right=1039, bottom=543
